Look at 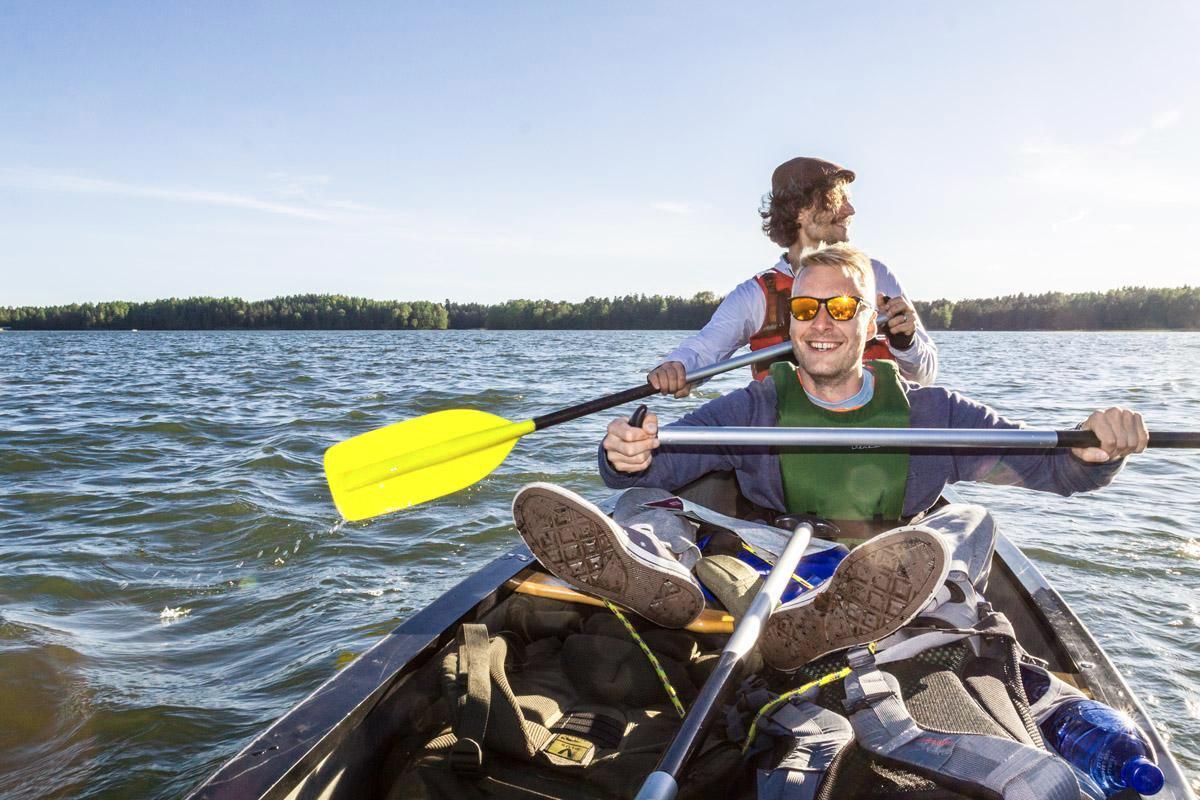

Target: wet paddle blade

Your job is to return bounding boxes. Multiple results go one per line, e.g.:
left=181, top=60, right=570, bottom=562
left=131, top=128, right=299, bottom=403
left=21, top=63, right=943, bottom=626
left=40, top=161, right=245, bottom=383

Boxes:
left=325, top=409, right=534, bottom=521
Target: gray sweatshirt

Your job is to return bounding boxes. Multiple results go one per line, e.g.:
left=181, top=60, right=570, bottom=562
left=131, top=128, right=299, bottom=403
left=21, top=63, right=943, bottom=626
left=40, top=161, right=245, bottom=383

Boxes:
left=597, top=376, right=1122, bottom=517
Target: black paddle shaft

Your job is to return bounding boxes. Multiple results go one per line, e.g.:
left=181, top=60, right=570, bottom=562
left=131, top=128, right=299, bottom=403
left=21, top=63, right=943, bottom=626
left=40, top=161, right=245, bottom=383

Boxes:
left=531, top=383, right=657, bottom=431
left=528, top=342, right=803, bottom=433
left=1057, top=431, right=1200, bottom=448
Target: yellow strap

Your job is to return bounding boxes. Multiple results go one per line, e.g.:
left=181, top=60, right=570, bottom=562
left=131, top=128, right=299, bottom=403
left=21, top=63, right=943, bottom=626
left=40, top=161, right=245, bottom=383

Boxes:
left=603, top=600, right=687, bottom=719
left=740, top=542, right=815, bottom=591
left=741, top=642, right=877, bottom=753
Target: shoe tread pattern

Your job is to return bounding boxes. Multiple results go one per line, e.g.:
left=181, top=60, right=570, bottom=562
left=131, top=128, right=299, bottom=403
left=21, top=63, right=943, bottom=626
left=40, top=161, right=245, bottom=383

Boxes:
left=513, top=488, right=702, bottom=628
left=761, top=530, right=947, bottom=671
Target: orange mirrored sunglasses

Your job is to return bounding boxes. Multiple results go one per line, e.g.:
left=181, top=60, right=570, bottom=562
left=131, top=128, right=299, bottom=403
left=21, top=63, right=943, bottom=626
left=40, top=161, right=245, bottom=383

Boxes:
left=789, top=295, right=868, bottom=322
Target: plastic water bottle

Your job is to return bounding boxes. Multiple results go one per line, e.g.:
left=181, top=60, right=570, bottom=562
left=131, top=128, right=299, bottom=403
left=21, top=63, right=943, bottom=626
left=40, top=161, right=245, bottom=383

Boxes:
left=1039, top=699, right=1165, bottom=797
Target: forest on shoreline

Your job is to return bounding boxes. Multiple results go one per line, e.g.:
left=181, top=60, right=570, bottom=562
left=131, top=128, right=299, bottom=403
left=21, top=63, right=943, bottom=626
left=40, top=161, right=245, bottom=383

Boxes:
left=2, top=286, right=1197, bottom=331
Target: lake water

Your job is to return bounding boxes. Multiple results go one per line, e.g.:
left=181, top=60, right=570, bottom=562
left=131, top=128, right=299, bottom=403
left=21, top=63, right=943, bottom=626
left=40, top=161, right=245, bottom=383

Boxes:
left=1, top=330, right=1198, bottom=798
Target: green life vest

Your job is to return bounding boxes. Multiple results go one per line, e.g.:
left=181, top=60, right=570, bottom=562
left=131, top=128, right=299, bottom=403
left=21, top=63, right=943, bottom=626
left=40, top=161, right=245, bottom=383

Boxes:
left=771, top=360, right=910, bottom=520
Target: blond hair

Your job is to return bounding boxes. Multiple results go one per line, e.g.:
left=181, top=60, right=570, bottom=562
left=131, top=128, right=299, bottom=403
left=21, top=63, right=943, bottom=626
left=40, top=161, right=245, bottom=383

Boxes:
left=795, top=243, right=876, bottom=300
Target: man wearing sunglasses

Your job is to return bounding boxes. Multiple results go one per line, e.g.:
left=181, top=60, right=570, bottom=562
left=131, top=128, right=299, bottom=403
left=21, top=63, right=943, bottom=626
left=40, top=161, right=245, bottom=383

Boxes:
left=613, top=244, right=1144, bottom=497
left=513, top=243, right=1145, bottom=651
left=509, top=243, right=1149, bottom=797
left=647, top=156, right=938, bottom=397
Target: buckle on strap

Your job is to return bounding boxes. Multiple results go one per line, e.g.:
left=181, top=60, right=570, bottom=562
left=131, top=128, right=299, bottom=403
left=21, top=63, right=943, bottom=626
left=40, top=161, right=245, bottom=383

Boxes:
left=843, top=690, right=895, bottom=715
left=846, top=646, right=877, bottom=671
left=449, top=737, right=484, bottom=774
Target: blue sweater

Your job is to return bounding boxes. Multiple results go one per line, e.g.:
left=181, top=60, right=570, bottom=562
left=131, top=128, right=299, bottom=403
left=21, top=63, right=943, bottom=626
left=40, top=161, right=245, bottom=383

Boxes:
left=598, top=376, right=1122, bottom=517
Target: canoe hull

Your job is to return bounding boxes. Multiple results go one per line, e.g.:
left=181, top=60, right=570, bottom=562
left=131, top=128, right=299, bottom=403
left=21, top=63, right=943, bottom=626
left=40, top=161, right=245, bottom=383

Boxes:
left=188, top=501, right=1195, bottom=800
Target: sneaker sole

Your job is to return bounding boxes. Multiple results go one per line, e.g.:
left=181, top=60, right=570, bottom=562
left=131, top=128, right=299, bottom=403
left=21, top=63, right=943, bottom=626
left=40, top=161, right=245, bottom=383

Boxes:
left=760, top=527, right=949, bottom=671
left=512, top=484, right=704, bottom=628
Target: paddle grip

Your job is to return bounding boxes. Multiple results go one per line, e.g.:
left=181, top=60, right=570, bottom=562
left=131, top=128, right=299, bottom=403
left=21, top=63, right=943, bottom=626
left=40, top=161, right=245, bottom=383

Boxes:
left=629, top=405, right=649, bottom=429
left=1056, top=430, right=1200, bottom=449
left=531, top=383, right=656, bottom=430
left=881, top=295, right=915, bottom=351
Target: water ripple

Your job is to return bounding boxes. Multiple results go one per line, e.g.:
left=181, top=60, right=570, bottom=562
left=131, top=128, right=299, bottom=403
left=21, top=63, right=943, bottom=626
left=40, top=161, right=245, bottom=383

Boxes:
left=2, top=329, right=1199, bottom=797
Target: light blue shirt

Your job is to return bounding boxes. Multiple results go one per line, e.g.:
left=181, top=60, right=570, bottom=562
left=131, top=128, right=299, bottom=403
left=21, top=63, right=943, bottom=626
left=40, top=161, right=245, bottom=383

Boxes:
left=805, top=367, right=876, bottom=411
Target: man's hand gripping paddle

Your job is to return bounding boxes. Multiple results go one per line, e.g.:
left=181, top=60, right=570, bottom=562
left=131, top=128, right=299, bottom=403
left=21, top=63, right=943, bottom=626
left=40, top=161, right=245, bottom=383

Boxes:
left=323, top=342, right=796, bottom=521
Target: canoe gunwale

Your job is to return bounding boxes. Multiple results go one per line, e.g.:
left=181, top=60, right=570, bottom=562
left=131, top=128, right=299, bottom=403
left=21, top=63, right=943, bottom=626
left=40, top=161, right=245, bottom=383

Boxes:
left=185, top=550, right=534, bottom=800
left=991, top=531, right=1195, bottom=798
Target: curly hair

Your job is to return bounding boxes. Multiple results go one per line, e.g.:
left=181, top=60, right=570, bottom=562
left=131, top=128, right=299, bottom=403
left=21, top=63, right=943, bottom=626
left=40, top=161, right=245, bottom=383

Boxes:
left=759, top=175, right=851, bottom=248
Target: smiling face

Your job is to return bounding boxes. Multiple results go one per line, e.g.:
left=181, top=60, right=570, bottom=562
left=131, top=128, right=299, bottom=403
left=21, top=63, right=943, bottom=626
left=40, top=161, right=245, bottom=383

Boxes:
left=789, top=262, right=877, bottom=394
left=796, top=181, right=855, bottom=248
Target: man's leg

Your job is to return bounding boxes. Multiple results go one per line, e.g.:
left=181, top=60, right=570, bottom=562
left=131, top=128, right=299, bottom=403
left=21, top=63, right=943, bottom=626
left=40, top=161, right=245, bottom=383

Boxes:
left=760, top=525, right=951, bottom=672
left=611, top=487, right=703, bottom=570
left=916, top=504, right=996, bottom=592
left=514, top=484, right=951, bottom=658
left=904, top=504, right=997, bottom=630
left=512, top=483, right=705, bottom=628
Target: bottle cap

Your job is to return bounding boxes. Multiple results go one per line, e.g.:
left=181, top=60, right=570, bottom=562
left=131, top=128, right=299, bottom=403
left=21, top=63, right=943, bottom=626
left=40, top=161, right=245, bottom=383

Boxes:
left=1123, top=756, right=1164, bottom=795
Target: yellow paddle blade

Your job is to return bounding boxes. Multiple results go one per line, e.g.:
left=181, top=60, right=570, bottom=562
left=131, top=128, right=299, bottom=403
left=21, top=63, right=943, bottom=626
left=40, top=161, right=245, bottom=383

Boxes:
left=324, top=409, right=536, bottom=521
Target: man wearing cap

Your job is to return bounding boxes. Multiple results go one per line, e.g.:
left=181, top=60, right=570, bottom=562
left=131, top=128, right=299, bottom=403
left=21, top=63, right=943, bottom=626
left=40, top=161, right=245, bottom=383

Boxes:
left=648, top=157, right=939, bottom=396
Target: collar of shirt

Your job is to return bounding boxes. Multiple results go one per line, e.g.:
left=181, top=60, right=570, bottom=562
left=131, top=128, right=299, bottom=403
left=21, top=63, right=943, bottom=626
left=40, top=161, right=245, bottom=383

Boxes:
left=803, top=366, right=876, bottom=412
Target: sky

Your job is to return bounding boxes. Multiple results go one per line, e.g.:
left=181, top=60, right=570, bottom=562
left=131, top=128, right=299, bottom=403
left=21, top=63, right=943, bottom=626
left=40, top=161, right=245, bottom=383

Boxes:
left=2, top=1, right=1198, bottom=307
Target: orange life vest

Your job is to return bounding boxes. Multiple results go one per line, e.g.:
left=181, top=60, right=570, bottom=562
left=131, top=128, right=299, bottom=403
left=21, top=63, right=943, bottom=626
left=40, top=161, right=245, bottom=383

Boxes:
left=748, top=269, right=893, bottom=380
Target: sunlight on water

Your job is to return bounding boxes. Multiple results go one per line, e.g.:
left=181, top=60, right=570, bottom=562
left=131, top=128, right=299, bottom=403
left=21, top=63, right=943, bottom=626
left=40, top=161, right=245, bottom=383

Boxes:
left=0, top=329, right=1198, bottom=798
left=159, top=607, right=192, bottom=623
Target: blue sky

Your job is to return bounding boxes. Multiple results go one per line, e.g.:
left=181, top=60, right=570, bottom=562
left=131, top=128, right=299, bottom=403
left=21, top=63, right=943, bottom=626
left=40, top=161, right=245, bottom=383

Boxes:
left=2, top=2, right=1197, bottom=306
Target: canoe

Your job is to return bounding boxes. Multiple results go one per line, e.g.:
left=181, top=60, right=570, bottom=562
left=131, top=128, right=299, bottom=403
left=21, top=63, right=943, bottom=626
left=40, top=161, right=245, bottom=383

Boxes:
left=187, top=480, right=1196, bottom=799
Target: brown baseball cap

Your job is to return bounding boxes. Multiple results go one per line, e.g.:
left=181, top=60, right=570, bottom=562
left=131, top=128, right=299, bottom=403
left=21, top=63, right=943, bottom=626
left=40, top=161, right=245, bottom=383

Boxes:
left=770, top=157, right=855, bottom=196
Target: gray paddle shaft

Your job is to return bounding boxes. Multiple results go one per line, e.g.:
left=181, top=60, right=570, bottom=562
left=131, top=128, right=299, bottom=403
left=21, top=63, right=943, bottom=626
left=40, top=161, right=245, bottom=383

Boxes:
left=657, top=427, right=1200, bottom=449
left=682, top=341, right=794, bottom=383
left=635, top=522, right=814, bottom=800
left=658, top=427, right=1064, bottom=448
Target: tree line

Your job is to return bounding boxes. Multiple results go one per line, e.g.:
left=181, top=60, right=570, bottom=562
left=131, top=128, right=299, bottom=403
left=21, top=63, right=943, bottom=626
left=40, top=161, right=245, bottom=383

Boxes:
left=0, top=295, right=449, bottom=330
left=912, top=286, right=1200, bottom=331
left=2, top=286, right=1196, bottom=331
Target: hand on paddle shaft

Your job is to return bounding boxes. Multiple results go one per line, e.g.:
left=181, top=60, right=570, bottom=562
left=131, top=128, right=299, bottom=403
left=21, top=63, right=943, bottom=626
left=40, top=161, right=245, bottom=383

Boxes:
left=647, top=361, right=693, bottom=398
left=877, top=293, right=917, bottom=348
left=324, top=341, right=797, bottom=521
left=606, top=406, right=1153, bottom=474
left=1073, top=407, right=1149, bottom=463
left=604, top=411, right=661, bottom=473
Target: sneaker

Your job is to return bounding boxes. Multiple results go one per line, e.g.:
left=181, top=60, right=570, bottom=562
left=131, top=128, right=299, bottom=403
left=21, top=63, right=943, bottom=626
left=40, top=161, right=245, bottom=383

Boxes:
left=760, top=526, right=950, bottom=672
left=512, top=483, right=705, bottom=628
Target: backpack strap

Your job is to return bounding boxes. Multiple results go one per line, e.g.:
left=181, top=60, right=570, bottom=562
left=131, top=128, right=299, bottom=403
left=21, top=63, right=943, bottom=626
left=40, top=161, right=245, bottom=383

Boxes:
left=841, top=647, right=1081, bottom=800
left=755, top=698, right=853, bottom=800
left=450, top=623, right=494, bottom=772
